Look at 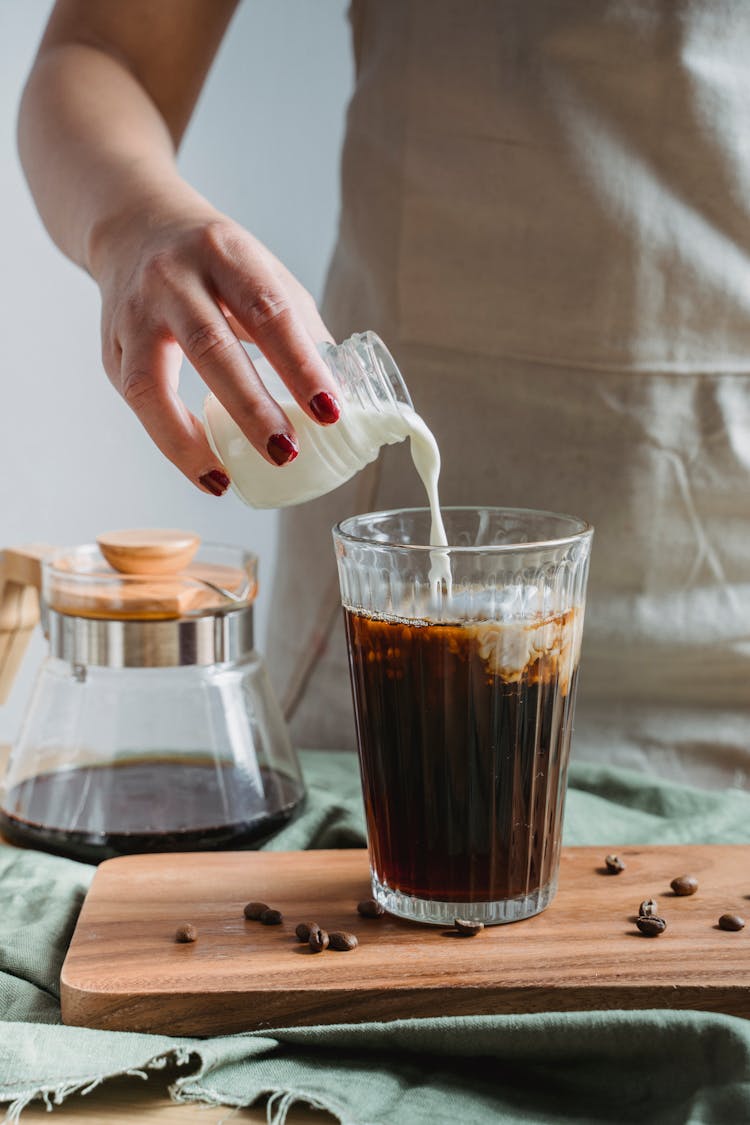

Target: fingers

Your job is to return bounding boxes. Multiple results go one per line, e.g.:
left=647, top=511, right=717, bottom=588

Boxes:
left=104, top=216, right=342, bottom=489
left=204, top=228, right=341, bottom=425
left=118, top=334, right=231, bottom=494
left=160, top=284, right=300, bottom=465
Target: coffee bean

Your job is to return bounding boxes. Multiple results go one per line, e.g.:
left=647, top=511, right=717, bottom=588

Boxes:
left=329, top=931, right=358, bottom=951
left=604, top=854, right=625, bottom=874
left=174, top=923, right=198, bottom=943
left=718, top=913, right=745, bottom=932
left=295, top=921, right=319, bottom=943
left=357, top=899, right=385, bottom=918
left=636, top=915, right=667, bottom=937
left=670, top=875, right=698, bottom=897
left=309, top=928, right=329, bottom=953
left=243, top=901, right=270, bottom=920
left=454, top=918, right=484, bottom=937
left=259, top=908, right=283, bottom=926
left=639, top=899, right=659, bottom=918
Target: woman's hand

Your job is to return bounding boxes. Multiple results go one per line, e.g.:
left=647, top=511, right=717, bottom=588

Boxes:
left=19, top=0, right=341, bottom=495
left=92, top=187, right=340, bottom=495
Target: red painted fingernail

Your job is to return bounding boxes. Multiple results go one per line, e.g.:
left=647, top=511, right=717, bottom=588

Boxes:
left=267, top=433, right=299, bottom=466
left=199, top=469, right=230, bottom=496
left=310, top=392, right=341, bottom=425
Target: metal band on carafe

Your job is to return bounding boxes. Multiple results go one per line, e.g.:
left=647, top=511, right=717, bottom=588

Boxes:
left=44, top=606, right=255, bottom=668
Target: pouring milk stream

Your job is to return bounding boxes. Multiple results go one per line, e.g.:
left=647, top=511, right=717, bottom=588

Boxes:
left=203, top=334, right=452, bottom=597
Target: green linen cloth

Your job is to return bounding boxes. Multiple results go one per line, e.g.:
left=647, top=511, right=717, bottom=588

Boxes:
left=1, top=750, right=750, bottom=1124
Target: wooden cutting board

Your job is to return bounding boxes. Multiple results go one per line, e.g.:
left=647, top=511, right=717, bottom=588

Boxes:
left=61, top=845, right=750, bottom=1036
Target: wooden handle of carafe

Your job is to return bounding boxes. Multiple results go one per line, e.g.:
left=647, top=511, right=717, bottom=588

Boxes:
left=0, top=546, right=50, bottom=705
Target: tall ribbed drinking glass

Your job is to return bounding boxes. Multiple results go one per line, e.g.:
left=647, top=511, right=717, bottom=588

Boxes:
left=333, top=508, right=593, bottom=925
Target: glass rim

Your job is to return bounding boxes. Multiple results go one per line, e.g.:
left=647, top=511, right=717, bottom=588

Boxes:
left=333, top=506, right=594, bottom=554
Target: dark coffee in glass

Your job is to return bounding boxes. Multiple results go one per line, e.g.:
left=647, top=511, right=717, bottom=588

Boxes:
left=345, top=608, right=578, bottom=905
left=334, top=508, right=592, bottom=925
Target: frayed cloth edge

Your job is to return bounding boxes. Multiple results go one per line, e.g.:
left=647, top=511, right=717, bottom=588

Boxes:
left=173, top=1078, right=351, bottom=1125
left=267, top=1088, right=347, bottom=1125
left=1, top=1047, right=194, bottom=1125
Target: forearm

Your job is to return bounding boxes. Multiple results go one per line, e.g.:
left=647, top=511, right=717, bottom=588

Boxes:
left=17, top=0, right=338, bottom=491
left=18, top=42, right=200, bottom=275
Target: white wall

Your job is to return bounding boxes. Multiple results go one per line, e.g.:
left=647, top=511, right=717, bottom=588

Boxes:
left=0, top=0, right=353, bottom=742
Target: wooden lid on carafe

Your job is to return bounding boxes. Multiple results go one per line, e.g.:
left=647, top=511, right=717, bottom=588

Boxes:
left=45, top=530, right=256, bottom=620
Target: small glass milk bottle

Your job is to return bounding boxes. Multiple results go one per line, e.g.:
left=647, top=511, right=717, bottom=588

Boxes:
left=203, top=332, right=423, bottom=509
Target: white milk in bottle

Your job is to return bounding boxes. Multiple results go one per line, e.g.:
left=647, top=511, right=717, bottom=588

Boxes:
left=203, top=332, right=451, bottom=594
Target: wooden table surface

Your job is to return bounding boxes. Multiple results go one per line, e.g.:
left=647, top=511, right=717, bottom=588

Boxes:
left=0, top=745, right=336, bottom=1122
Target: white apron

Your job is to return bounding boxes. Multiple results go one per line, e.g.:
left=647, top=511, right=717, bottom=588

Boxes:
left=266, top=0, right=750, bottom=789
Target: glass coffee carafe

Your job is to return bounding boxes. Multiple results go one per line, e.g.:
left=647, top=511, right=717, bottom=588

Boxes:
left=0, top=531, right=304, bottom=863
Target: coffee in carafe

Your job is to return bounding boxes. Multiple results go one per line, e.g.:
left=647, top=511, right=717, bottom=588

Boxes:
left=0, top=533, right=304, bottom=863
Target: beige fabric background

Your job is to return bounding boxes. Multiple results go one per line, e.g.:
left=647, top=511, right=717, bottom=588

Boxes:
left=267, top=0, right=750, bottom=788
